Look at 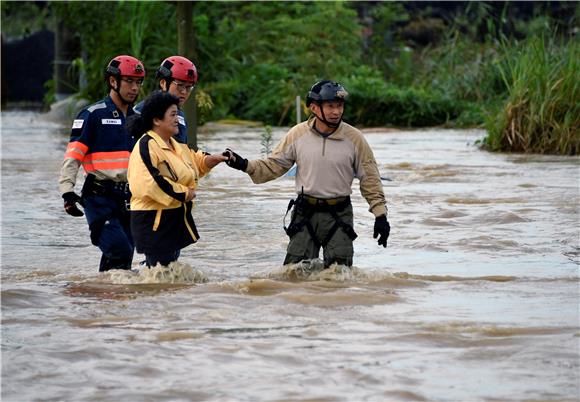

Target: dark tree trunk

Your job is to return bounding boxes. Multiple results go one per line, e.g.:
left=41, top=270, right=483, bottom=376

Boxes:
left=176, top=1, right=198, bottom=150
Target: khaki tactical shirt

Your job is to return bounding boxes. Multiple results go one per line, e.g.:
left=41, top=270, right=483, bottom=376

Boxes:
left=246, top=118, right=388, bottom=217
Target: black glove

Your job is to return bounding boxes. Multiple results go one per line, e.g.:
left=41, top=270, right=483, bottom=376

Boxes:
left=373, top=214, right=390, bottom=248
left=223, top=148, right=248, bottom=172
left=63, top=192, right=84, bottom=217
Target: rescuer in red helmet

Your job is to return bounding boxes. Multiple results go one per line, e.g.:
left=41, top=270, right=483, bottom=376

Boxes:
left=59, top=55, right=146, bottom=272
left=134, top=55, right=197, bottom=144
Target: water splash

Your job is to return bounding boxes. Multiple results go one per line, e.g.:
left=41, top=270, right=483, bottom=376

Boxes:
left=255, top=259, right=401, bottom=283
left=254, top=259, right=357, bottom=281
left=106, top=261, right=209, bottom=285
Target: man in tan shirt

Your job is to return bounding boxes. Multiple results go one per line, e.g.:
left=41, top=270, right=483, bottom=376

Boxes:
left=224, top=80, right=390, bottom=268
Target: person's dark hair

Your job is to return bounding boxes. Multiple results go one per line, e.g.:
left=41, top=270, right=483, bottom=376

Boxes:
left=158, top=78, right=170, bottom=91
left=126, top=91, right=179, bottom=138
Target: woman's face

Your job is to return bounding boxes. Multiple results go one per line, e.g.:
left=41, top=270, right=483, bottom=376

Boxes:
left=155, top=104, right=179, bottom=137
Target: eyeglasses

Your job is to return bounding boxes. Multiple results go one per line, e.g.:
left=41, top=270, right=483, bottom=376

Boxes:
left=172, top=81, right=195, bottom=93
left=120, top=77, right=144, bottom=86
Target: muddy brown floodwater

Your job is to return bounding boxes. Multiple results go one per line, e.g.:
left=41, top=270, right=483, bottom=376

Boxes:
left=2, top=111, right=579, bottom=401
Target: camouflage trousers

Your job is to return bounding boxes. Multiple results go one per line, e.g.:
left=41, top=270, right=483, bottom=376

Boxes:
left=283, top=199, right=356, bottom=268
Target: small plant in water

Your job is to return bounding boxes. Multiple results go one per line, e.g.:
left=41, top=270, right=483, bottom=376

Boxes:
left=261, top=125, right=273, bottom=157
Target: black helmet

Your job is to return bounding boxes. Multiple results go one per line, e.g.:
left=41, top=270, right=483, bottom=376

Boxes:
left=306, top=80, right=349, bottom=107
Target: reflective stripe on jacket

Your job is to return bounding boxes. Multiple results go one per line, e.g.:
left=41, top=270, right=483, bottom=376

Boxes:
left=59, top=96, right=136, bottom=195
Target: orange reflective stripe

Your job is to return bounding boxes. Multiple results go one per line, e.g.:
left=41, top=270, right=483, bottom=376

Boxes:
left=68, top=141, right=89, bottom=153
left=64, top=141, right=89, bottom=161
left=80, top=150, right=130, bottom=173
left=83, top=151, right=131, bottom=162
left=82, top=160, right=129, bottom=172
left=65, top=149, right=85, bottom=161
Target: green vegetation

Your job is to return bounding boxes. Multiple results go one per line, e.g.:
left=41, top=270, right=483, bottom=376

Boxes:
left=260, top=125, right=273, bottom=157
left=1, top=1, right=578, bottom=154
left=484, top=36, right=579, bottom=155
left=341, top=66, right=461, bottom=127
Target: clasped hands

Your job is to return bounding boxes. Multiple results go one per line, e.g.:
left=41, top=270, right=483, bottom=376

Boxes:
left=222, top=148, right=248, bottom=172
left=221, top=147, right=390, bottom=248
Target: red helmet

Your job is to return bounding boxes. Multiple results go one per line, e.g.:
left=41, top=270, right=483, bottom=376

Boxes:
left=156, top=56, right=198, bottom=84
left=105, top=55, right=145, bottom=79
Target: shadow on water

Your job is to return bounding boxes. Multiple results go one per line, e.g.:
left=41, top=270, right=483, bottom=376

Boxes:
left=62, top=282, right=194, bottom=301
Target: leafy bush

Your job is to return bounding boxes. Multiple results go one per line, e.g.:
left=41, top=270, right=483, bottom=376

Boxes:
left=416, top=35, right=505, bottom=104
left=4, top=1, right=577, bottom=145
left=341, top=66, right=463, bottom=127
left=51, top=2, right=176, bottom=98
left=484, top=35, right=579, bottom=154
left=195, top=1, right=363, bottom=125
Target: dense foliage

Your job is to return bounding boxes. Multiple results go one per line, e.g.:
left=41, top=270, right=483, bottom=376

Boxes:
left=484, top=36, right=579, bottom=155
left=194, top=2, right=363, bottom=125
left=2, top=1, right=578, bottom=153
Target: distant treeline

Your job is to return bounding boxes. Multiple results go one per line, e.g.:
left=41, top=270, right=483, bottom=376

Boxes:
left=2, top=1, right=578, bottom=154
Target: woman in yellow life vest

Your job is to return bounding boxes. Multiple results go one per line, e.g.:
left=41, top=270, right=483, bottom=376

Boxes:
left=126, top=91, right=227, bottom=267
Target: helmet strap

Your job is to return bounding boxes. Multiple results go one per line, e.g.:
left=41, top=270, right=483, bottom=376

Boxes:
left=315, top=103, right=341, bottom=130
left=110, top=76, right=133, bottom=106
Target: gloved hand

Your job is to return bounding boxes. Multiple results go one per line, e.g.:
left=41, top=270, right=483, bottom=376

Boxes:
left=63, top=192, right=84, bottom=217
left=373, top=214, right=390, bottom=248
left=223, top=148, right=248, bottom=172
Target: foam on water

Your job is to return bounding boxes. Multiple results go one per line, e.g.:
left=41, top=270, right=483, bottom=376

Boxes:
left=254, top=258, right=416, bottom=284
left=106, top=261, right=209, bottom=285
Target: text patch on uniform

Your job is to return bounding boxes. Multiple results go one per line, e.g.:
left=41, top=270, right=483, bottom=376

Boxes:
left=72, top=119, right=84, bottom=129
left=101, top=119, right=122, bottom=125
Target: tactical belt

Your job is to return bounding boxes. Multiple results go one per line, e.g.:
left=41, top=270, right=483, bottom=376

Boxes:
left=283, top=194, right=357, bottom=246
left=302, top=195, right=349, bottom=207
left=82, top=174, right=131, bottom=211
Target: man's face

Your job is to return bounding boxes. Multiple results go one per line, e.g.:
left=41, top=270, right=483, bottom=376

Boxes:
left=168, top=79, right=194, bottom=107
left=316, top=100, right=344, bottom=124
left=115, top=76, right=142, bottom=103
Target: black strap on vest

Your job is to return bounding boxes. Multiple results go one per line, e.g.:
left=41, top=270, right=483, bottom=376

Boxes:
left=324, top=207, right=358, bottom=244
left=283, top=195, right=357, bottom=247
left=82, top=174, right=131, bottom=200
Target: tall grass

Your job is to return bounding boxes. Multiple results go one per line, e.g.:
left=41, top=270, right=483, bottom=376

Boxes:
left=484, top=36, right=579, bottom=155
left=417, top=33, right=503, bottom=104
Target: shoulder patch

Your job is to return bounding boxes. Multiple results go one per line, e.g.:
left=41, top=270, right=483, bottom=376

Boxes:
left=87, top=102, right=107, bottom=113
left=72, top=119, right=84, bottom=129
